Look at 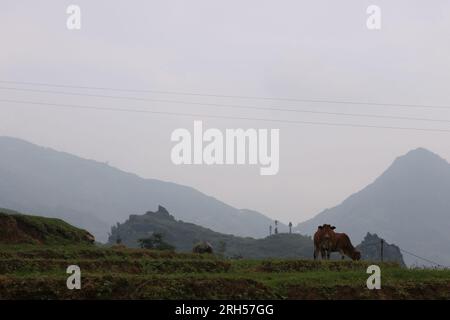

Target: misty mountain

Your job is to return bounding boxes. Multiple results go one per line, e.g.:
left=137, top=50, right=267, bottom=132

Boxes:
left=295, top=148, right=450, bottom=267
left=0, top=136, right=283, bottom=242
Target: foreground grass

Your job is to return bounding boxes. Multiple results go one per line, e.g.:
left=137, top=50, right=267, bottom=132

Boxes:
left=0, top=245, right=449, bottom=299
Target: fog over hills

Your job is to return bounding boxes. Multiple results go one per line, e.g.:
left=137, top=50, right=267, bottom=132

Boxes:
left=296, top=148, right=450, bottom=266
left=0, top=137, right=284, bottom=242
left=2, top=136, right=448, bottom=266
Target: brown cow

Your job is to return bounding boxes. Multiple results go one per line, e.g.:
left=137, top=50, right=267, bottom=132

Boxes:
left=313, top=224, right=361, bottom=261
left=313, top=224, right=336, bottom=260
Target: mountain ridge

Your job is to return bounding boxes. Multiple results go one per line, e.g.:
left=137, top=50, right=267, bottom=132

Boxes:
left=0, top=136, right=281, bottom=242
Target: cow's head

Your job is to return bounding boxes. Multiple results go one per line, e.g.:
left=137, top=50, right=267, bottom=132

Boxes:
left=317, top=224, right=336, bottom=248
left=318, top=224, right=336, bottom=239
left=352, top=250, right=361, bottom=261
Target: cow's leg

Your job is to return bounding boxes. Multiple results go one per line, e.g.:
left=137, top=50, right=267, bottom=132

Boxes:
left=321, top=249, right=326, bottom=260
left=314, top=246, right=319, bottom=260
left=340, top=250, right=345, bottom=260
left=326, top=250, right=331, bottom=260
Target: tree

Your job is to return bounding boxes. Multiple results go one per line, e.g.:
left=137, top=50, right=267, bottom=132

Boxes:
left=138, top=233, right=175, bottom=251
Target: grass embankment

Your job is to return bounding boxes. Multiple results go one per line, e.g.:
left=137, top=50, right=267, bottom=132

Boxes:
left=0, top=209, right=94, bottom=245
left=0, top=245, right=449, bottom=299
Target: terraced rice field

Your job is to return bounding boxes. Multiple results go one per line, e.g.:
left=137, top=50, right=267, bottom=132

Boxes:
left=0, top=245, right=449, bottom=299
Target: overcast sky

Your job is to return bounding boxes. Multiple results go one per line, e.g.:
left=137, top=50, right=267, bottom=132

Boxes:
left=1, top=0, right=450, bottom=224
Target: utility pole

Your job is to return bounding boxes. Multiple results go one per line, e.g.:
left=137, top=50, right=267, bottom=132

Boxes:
left=289, top=222, right=292, bottom=234
left=380, top=239, right=384, bottom=262
left=269, top=225, right=272, bottom=236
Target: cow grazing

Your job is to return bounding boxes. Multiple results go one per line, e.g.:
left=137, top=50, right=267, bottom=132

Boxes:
left=313, top=224, right=361, bottom=261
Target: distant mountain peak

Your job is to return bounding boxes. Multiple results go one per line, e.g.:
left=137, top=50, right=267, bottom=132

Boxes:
left=394, top=147, right=447, bottom=166
left=296, top=147, right=450, bottom=266
left=409, top=147, right=434, bottom=154
left=379, top=147, right=450, bottom=182
left=157, top=205, right=169, bottom=214
left=144, top=205, right=174, bottom=220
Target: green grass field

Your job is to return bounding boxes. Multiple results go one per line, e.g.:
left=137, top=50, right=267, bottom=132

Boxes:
left=0, top=245, right=449, bottom=300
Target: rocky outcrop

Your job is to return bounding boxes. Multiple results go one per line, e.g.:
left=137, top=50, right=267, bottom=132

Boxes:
left=356, top=233, right=405, bottom=266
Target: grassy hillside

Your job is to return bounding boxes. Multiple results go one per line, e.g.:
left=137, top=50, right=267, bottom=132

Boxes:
left=0, top=245, right=448, bottom=299
left=0, top=210, right=427, bottom=299
left=0, top=208, right=94, bottom=245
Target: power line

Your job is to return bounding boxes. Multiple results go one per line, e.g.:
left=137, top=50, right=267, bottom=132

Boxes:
left=398, top=248, right=447, bottom=268
left=2, top=98, right=450, bottom=133
left=362, top=239, right=448, bottom=268
left=3, top=81, right=449, bottom=267
left=1, top=79, right=450, bottom=110
left=2, top=86, right=450, bottom=124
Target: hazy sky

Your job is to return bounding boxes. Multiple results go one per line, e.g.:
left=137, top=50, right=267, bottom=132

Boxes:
left=1, top=0, right=450, bottom=224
